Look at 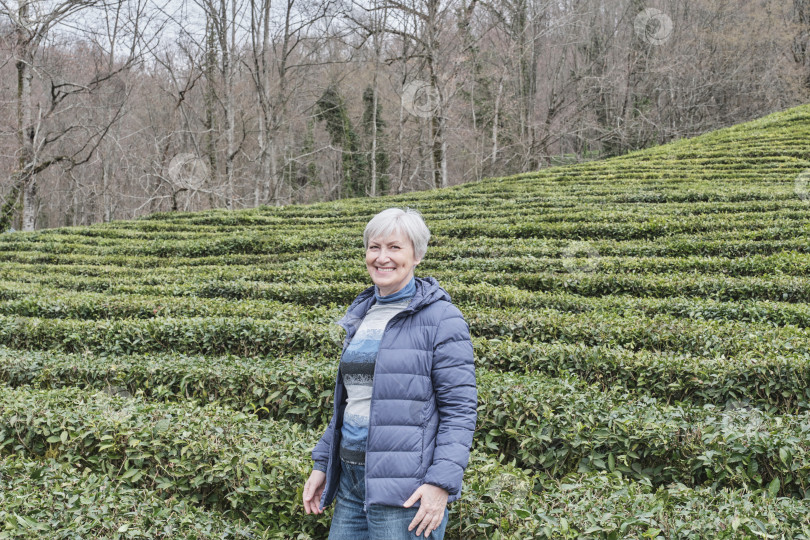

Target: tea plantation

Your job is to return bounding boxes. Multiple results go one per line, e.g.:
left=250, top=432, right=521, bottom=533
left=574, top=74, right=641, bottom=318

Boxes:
left=2, top=104, right=810, bottom=538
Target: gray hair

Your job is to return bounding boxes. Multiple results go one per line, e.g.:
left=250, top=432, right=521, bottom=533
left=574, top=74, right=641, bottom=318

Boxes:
left=363, top=207, right=430, bottom=260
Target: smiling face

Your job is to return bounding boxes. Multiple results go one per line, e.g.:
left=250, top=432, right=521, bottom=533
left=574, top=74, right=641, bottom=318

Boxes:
left=365, top=229, right=422, bottom=296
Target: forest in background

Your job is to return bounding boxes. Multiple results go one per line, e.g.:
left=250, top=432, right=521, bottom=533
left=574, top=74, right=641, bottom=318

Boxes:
left=2, top=0, right=810, bottom=231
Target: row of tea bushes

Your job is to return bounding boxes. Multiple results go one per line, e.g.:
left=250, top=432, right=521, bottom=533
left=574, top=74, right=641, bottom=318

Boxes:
left=0, top=385, right=331, bottom=535
left=1, top=383, right=808, bottom=539
left=5, top=200, right=808, bottom=242
left=476, top=370, right=810, bottom=496
left=0, top=347, right=338, bottom=429
left=5, top=201, right=809, bottom=245
left=475, top=338, right=810, bottom=412
left=8, top=246, right=810, bottom=281
left=5, top=234, right=810, bottom=267
left=0, top=282, right=343, bottom=321
left=7, top=255, right=810, bottom=303
left=524, top=471, right=810, bottom=539
left=3, top=302, right=808, bottom=362
left=3, top=347, right=809, bottom=495
left=0, top=454, right=257, bottom=539
left=0, top=384, right=567, bottom=539
left=5, top=325, right=809, bottom=417
left=6, top=278, right=810, bottom=333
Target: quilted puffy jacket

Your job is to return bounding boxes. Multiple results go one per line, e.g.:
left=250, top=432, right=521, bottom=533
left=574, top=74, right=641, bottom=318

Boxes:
left=311, top=276, right=477, bottom=511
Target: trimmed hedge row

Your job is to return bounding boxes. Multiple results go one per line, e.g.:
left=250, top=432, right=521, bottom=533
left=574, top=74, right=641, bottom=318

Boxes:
left=0, top=385, right=332, bottom=535
left=0, top=347, right=337, bottom=429
left=0, top=282, right=344, bottom=321
left=8, top=258, right=810, bottom=303
left=475, top=338, right=810, bottom=412
left=0, top=314, right=337, bottom=357
left=523, top=471, right=810, bottom=539
left=5, top=332, right=810, bottom=418
left=3, top=214, right=810, bottom=260
left=5, top=235, right=810, bottom=269
left=6, top=279, right=810, bottom=332
left=0, top=455, right=257, bottom=539
left=5, top=209, right=807, bottom=250
left=3, top=347, right=808, bottom=495
left=2, top=303, right=808, bottom=366
left=3, top=304, right=808, bottom=363
left=477, top=370, right=810, bottom=496
left=7, top=200, right=807, bottom=233
left=6, top=246, right=810, bottom=286
left=465, top=308, right=809, bottom=358
left=446, top=270, right=810, bottom=303
left=0, top=384, right=573, bottom=540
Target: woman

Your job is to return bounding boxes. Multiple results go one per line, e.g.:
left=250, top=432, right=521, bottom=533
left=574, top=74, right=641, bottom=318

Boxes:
left=302, top=207, right=477, bottom=539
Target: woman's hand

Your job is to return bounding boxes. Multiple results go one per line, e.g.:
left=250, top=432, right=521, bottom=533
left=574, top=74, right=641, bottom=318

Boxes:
left=303, top=469, right=326, bottom=514
left=403, top=483, right=449, bottom=537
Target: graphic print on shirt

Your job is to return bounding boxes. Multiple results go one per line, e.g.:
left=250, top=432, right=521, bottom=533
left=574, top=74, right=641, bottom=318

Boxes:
left=339, top=287, right=413, bottom=465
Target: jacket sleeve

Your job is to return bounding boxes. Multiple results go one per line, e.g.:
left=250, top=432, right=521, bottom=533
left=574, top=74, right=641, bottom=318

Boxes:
left=422, top=302, right=477, bottom=496
left=311, top=413, right=336, bottom=472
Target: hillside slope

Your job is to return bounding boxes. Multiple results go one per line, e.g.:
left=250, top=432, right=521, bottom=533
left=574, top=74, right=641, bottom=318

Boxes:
left=1, top=104, right=810, bottom=538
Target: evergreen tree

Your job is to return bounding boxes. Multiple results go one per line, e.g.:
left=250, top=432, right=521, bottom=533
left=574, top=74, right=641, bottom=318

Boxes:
left=315, top=86, right=368, bottom=198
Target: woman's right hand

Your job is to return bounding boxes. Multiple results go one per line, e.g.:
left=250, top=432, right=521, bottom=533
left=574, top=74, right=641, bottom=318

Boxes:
left=303, top=469, right=327, bottom=514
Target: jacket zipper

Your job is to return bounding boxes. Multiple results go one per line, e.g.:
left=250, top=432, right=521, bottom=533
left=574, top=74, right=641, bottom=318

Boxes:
left=322, top=329, right=352, bottom=510
left=363, top=307, right=412, bottom=513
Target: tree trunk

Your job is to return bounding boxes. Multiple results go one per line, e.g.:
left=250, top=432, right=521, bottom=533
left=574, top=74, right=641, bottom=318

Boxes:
left=204, top=15, right=218, bottom=209
left=17, top=0, right=37, bottom=231
left=796, top=0, right=810, bottom=88
left=492, top=73, right=503, bottom=164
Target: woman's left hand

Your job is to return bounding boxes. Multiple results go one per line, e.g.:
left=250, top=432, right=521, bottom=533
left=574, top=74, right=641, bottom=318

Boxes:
left=403, top=483, right=449, bottom=537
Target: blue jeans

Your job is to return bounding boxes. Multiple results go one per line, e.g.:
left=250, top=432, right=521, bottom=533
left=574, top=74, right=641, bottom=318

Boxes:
left=328, top=459, right=449, bottom=540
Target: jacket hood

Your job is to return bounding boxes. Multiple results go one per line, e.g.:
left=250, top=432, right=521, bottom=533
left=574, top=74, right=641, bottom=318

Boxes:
left=337, top=276, right=450, bottom=334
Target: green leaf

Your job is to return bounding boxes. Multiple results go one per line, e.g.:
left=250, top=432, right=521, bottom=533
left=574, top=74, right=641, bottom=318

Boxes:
left=768, top=477, right=780, bottom=497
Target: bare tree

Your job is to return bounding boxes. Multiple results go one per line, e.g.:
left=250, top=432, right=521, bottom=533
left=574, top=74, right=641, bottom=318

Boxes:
left=380, top=0, right=476, bottom=188
left=795, top=0, right=810, bottom=89
left=2, top=0, right=807, bottom=229
left=0, top=0, right=148, bottom=231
